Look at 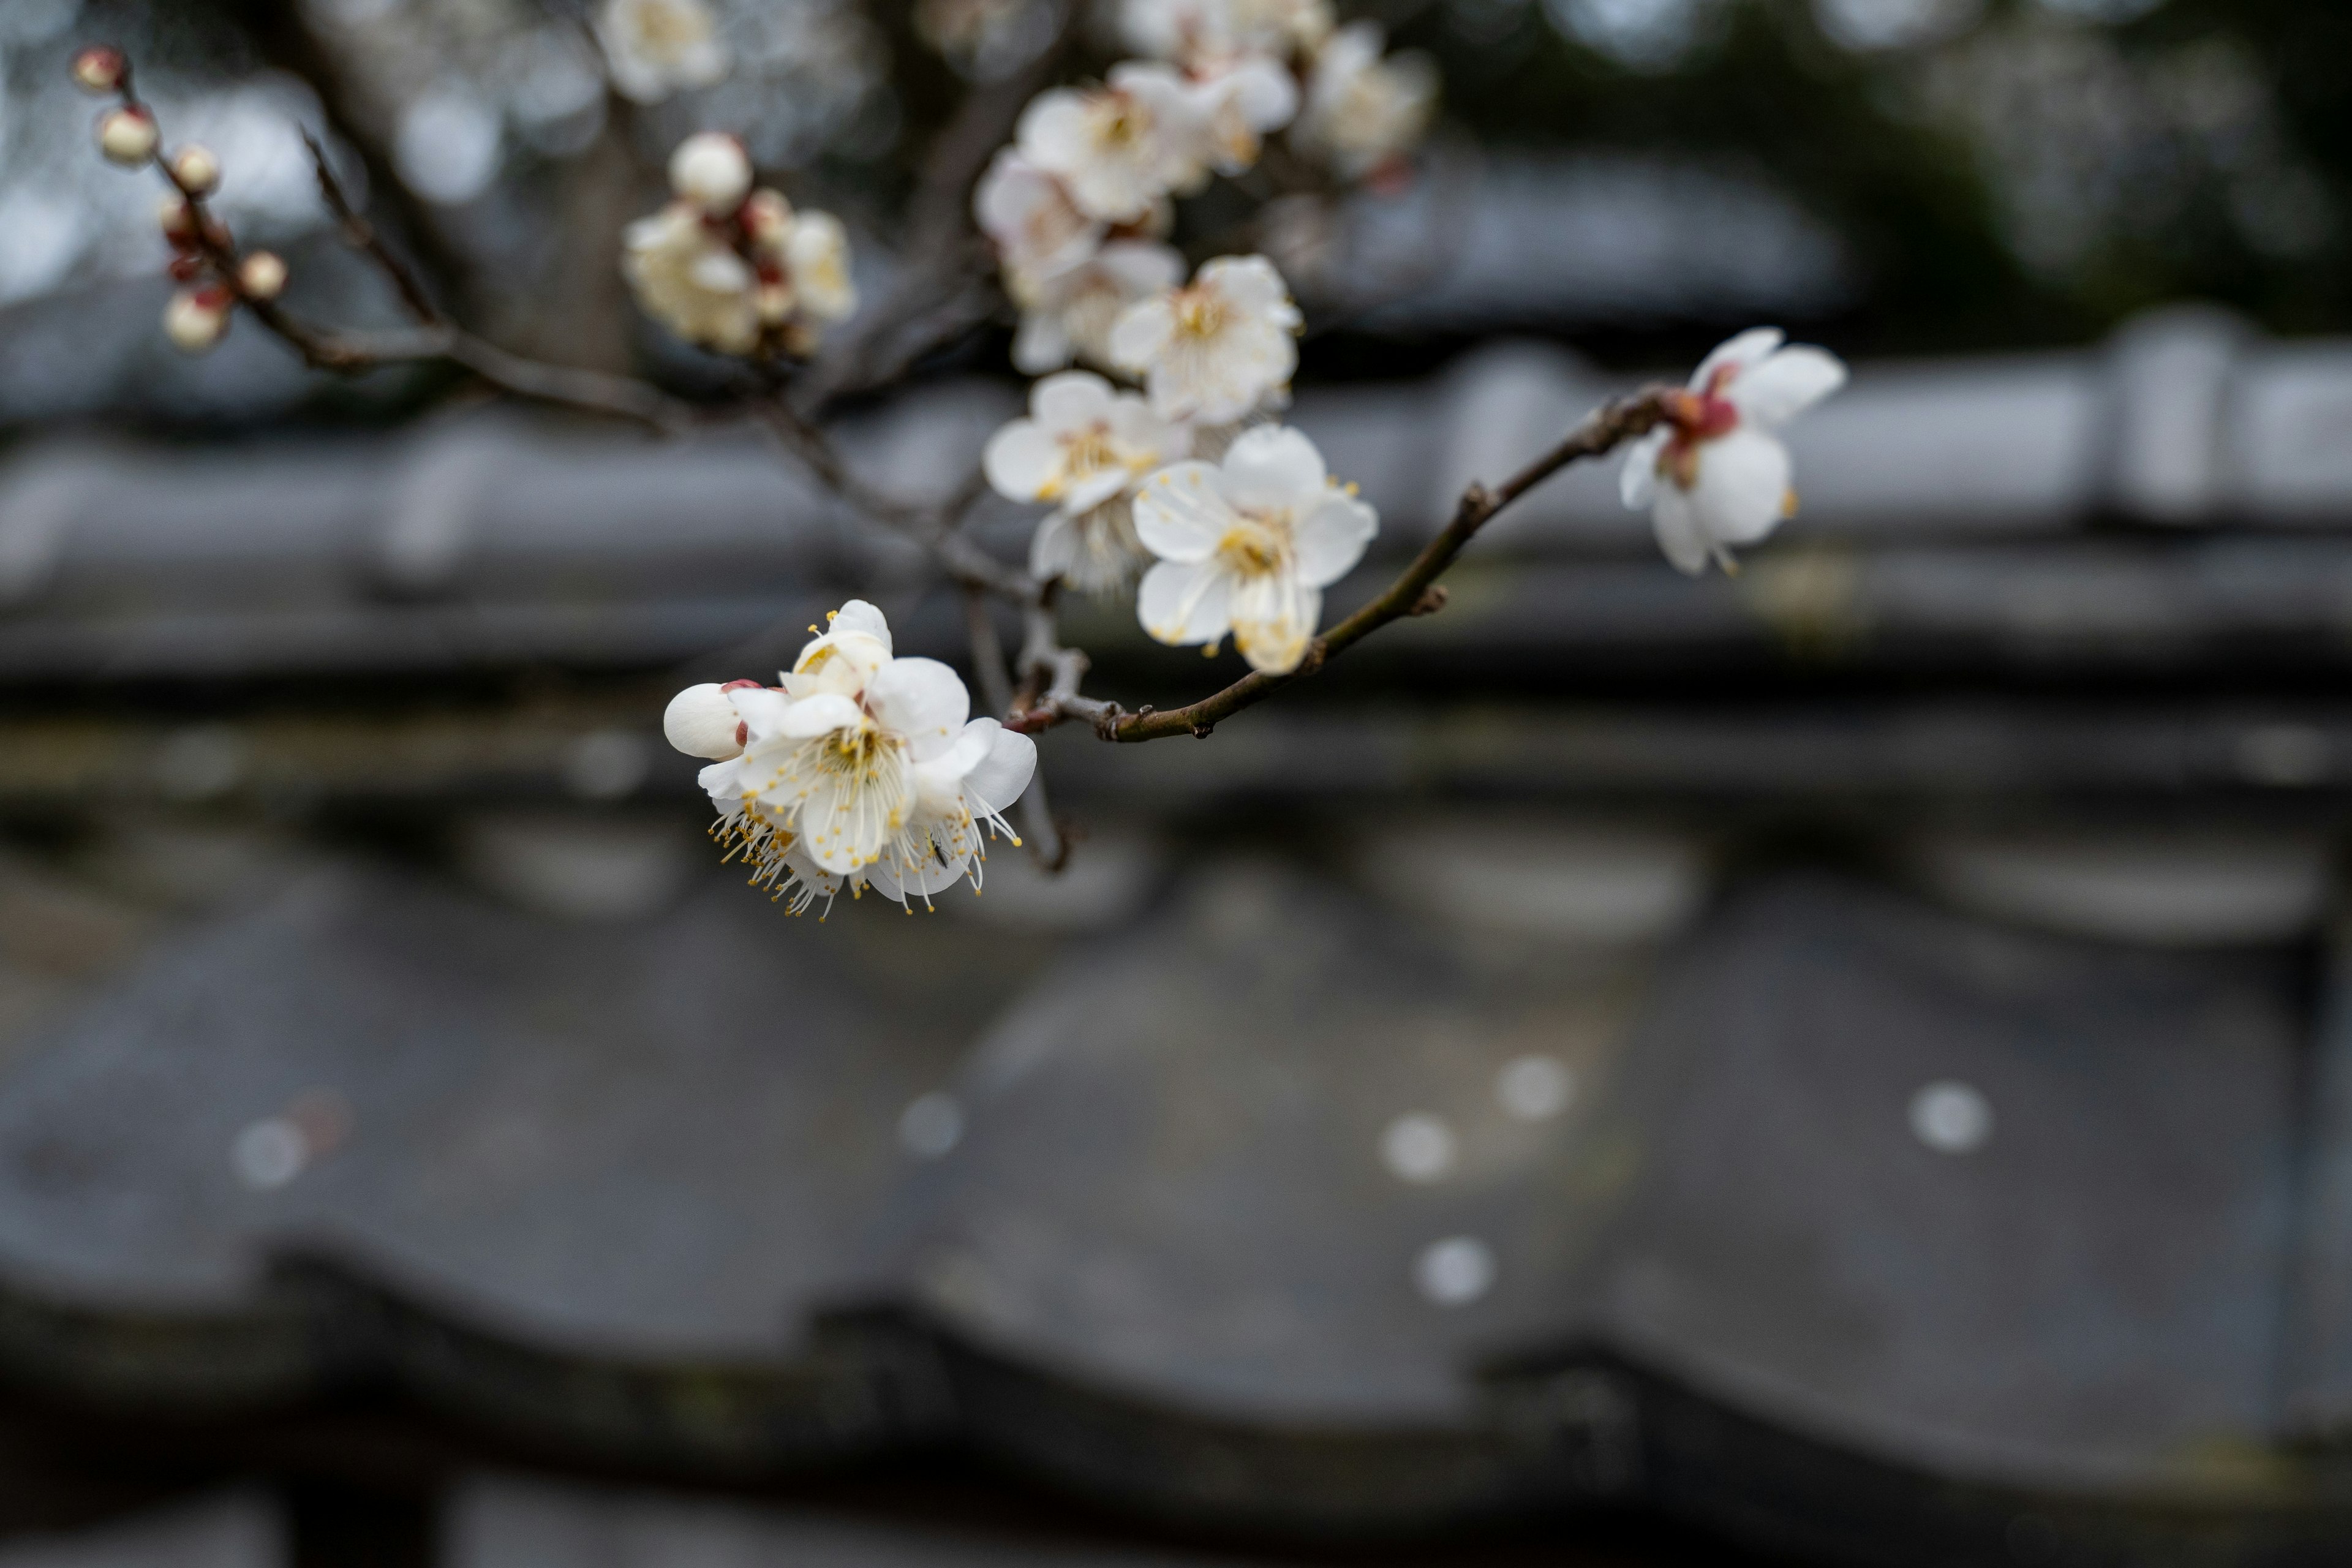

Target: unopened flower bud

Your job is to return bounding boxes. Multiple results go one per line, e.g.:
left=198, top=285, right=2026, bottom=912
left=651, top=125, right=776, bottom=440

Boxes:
left=755, top=279, right=795, bottom=326
left=167, top=252, right=205, bottom=283
left=97, top=106, right=157, bottom=166
left=742, top=188, right=792, bottom=247
left=71, top=47, right=124, bottom=94
left=163, top=286, right=231, bottom=354
left=664, top=681, right=751, bottom=760
left=168, top=143, right=220, bottom=195
left=157, top=196, right=197, bottom=243
left=668, top=132, right=751, bottom=216
left=236, top=251, right=287, bottom=301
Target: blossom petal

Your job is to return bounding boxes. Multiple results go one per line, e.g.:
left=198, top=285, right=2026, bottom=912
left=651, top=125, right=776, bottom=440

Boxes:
left=911, top=722, right=995, bottom=812
left=1729, top=345, right=1847, bottom=428
left=1199, top=254, right=1288, bottom=312
left=1029, top=511, right=1079, bottom=578
left=1137, top=557, right=1233, bottom=644
left=1108, top=295, right=1175, bottom=373
left=984, top=418, right=1058, bottom=501
left=832, top=599, right=891, bottom=651
left=1013, top=308, right=1074, bottom=373
left=1650, top=489, right=1710, bottom=575
left=1220, top=425, right=1327, bottom=511
left=1692, top=327, right=1784, bottom=391
left=1032, top=369, right=1115, bottom=432
left=1016, top=89, right=1093, bottom=171
left=1692, top=427, right=1793, bottom=547
left=866, top=656, right=970, bottom=755
left=777, top=692, right=863, bottom=738
left=868, top=839, right=973, bottom=903
left=963, top=719, right=1037, bottom=815
left=1133, top=461, right=1231, bottom=562
left=1619, top=429, right=1668, bottom=510
left=1292, top=492, right=1378, bottom=588
left=1061, top=467, right=1132, bottom=516
left=1228, top=572, right=1317, bottom=674
left=728, top=684, right=794, bottom=742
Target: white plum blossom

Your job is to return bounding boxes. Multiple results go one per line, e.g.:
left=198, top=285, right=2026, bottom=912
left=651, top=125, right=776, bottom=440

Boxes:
left=1109, top=254, right=1300, bottom=424
left=1008, top=239, right=1185, bottom=374
left=975, top=149, right=1103, bottom=282
left=986, top=371, right=1192, bottom=595
left=1132, top=424, right=1376, bottom=674
left=1016, top=62, right=1204, bottom=224
left=676, top=603, right=1038, bottom=912
left=750, top=199, right=859, bottom=351
left=1183, top=54, right=1299, bottom=176
left=1121, top=0, right=1333, bottom=69
left=1619, top=328, right=1848, bottom=576
left=623, top=203, right=760, bottom=353
left=1294, top=23, right=1438, bottom=178
left=597, top=0, right=731, bottom=104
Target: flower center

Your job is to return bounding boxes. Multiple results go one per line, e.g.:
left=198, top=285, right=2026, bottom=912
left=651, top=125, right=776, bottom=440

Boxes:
left=1061, top=424, right=1119, bottom=478
left=1091, top=96, right=1148, bottom=149
left=1172, top=285, right=1229, bottom=341
left=1216, top=516, right=1287, bottom=576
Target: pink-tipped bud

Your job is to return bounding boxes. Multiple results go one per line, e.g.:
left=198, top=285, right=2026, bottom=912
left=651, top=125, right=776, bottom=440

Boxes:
left=157, top=195, right=197, bottom=243
left=668, top=132, right=752, bottom=217
left=72, top=47, right=124, bottom=95
left=97, top=105, right=157, bottom=166
left=163, top=286, right=231, bottom=354
left=167, top=252, right=205, bottom=284
left=168, top=143, right=220, bottom=195
left=236, top=251, right=287, bottom=302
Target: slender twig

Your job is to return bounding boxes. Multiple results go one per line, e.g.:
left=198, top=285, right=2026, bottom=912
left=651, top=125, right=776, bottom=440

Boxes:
left=1009, top=386, right=1676, bottom=743
left=300, top=129, right=440, bottom=323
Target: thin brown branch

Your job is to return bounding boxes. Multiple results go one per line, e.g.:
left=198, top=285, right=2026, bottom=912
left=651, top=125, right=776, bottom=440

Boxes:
left=300, top=129, right=439, bottom=323
left=1010, top=385, right=1676, bottom=742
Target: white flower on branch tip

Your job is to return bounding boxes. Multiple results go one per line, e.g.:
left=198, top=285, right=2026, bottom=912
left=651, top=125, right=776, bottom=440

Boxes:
left=1294, top=23, right=1437, bottom=179
left=1619, top=328, right=1847, bottom=576
left=1008, top=239, right=1184, bottom=374
left=975, top=150, right=1103, bottom=282
left=1110, top=254, right=1300, bottom=424
left=623, top=202, right=759, bottom=354
left=1133, top=424, right=1376, bottom=674
left=668, top=132, right=751, bottom=216
left=597, top=0, right=730, bottom=104
left=674, top=603, right=1038, bottom=911
left=1016, top=62, right=1203, bottom=224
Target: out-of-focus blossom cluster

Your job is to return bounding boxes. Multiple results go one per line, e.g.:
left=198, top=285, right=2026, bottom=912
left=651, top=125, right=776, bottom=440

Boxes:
left=663, top=601, right=1038, bottom=913
left=973, top=0, right=1434, bottom=380
left=965, top=0, right=1431, bottom=668
left=622, top=132, right=857, bottom=356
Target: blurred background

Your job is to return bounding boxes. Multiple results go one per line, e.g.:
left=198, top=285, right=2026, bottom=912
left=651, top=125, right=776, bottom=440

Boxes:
left=4, top=1, right=2352, bottom=1565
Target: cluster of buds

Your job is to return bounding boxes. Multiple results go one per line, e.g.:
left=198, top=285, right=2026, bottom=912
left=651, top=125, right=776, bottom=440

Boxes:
left=621, top=133, right=857, bottom=358
left=74, top=45, right=287, bottom=356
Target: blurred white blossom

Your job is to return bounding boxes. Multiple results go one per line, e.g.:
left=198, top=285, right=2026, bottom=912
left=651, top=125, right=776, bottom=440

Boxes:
left=986, top=371, right=1192, bottom=595
left=1618, top=327, right=1847, bottom=575
left=1016, top=62, right=1204, bottom=223
left=1133, top=424, right=1376, bottom=673
left=1009, top=238, right=1185, bottom=373
left=1110, top=253, right=1301, bottom=423
left=1294, top=22, right=1437, bottom=178
left=597, top=0, right=731, bottom=104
